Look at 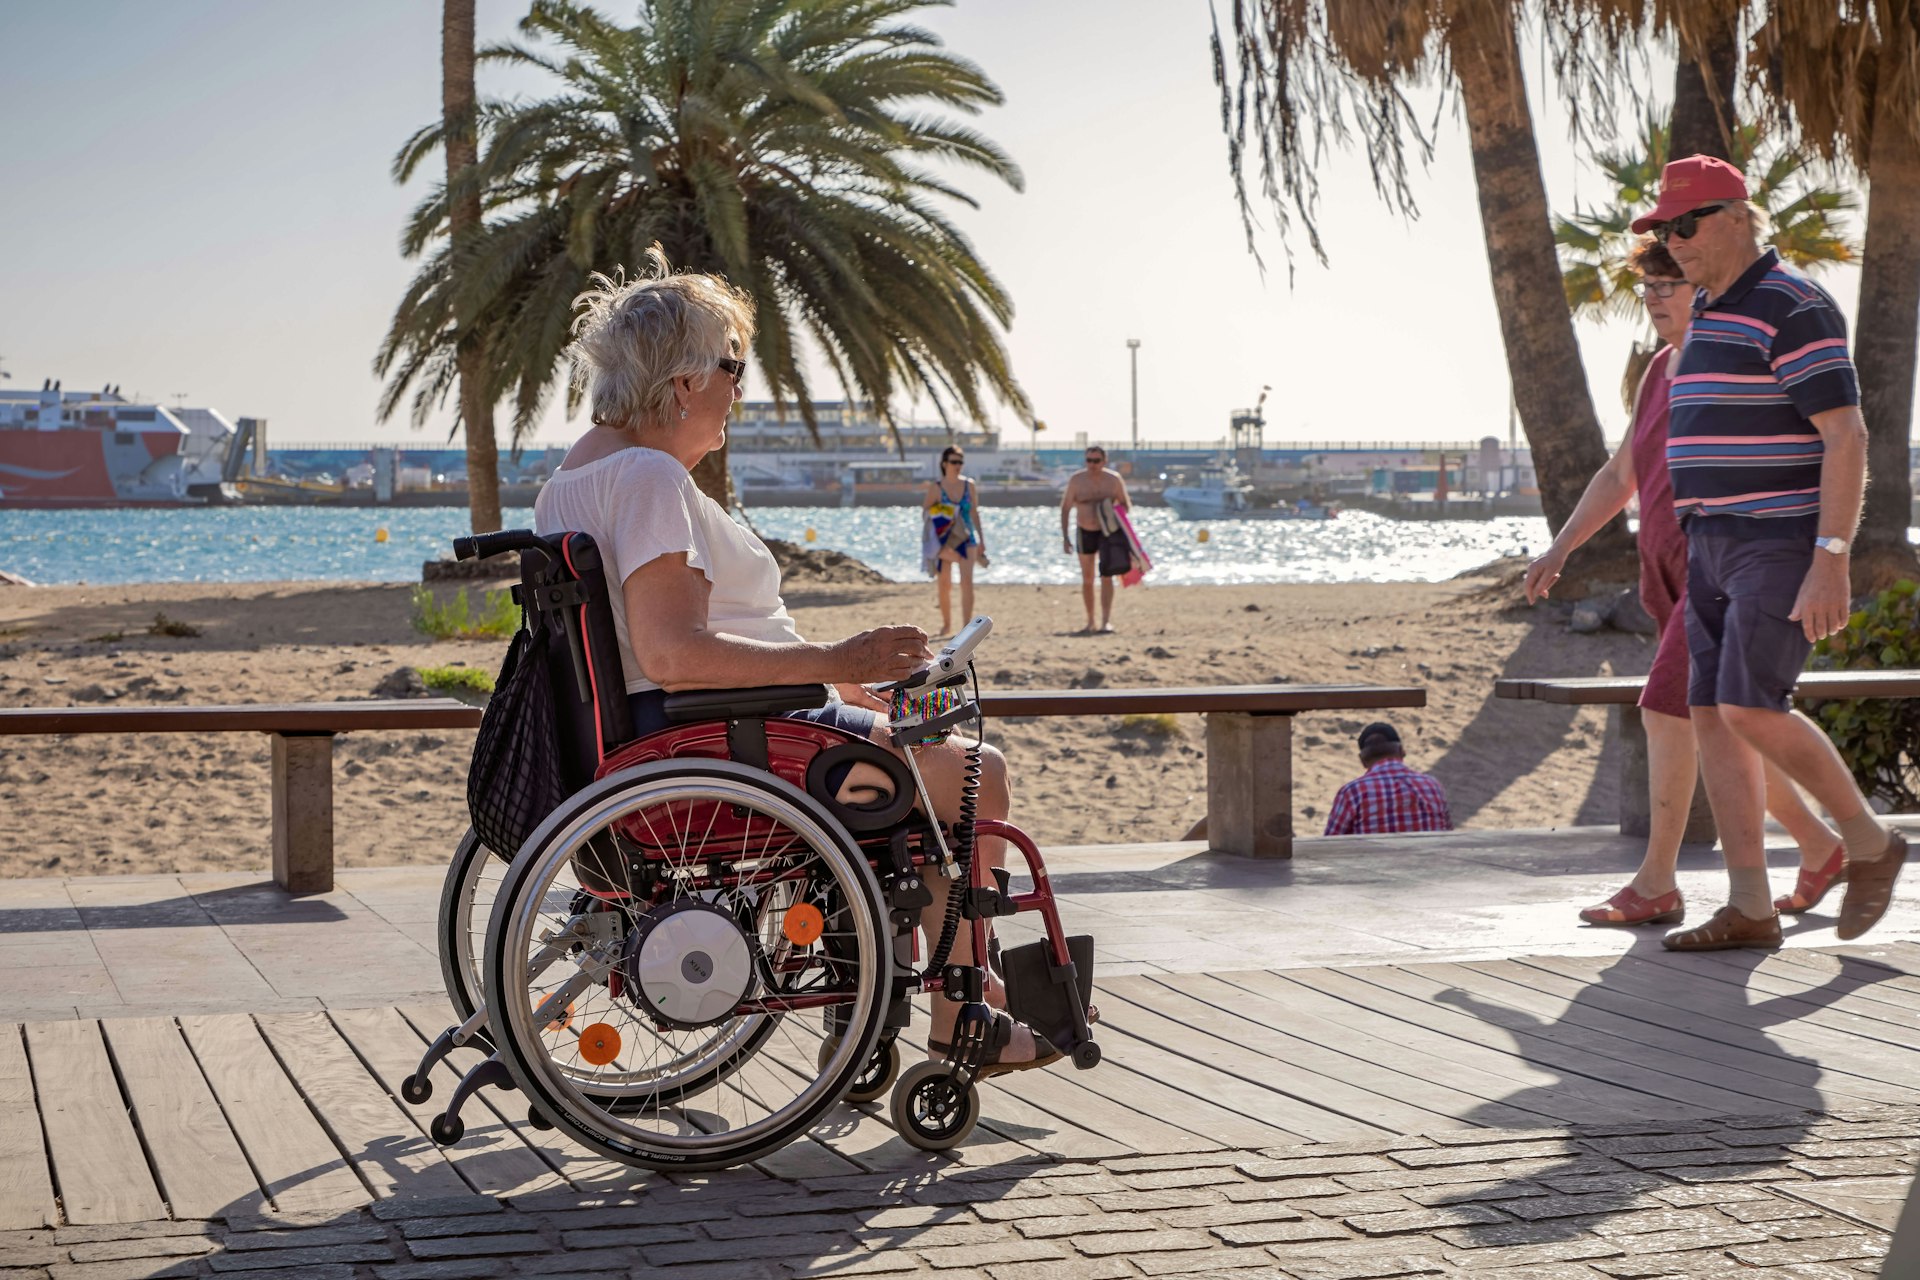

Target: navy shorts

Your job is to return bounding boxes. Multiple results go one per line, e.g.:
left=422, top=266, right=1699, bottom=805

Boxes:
left=1685, top=534, right=1815, bottom=712
left=627, top=689, right=881, bottom=741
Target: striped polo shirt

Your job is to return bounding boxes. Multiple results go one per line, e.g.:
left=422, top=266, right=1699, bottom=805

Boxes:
left=1666, top=248, right=1860, bottom=539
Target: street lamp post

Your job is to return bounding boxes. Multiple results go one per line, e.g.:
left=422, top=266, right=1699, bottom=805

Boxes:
left=1126, top=338, right=1141, bottom=451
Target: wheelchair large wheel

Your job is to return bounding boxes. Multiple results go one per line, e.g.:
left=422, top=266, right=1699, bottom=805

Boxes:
left=483, top=759, right=891, bottom=1170
left=438, top=828, right=500, bottom=1024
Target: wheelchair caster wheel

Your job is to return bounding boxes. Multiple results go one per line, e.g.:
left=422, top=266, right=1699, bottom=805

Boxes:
left=891, top=1060, right=980, bottom=1151
left=401, top=1074, right=433, bottom=1105
left=429, top=1113, right=464, bottom=1146
left=527, top=1106, right=553, bottom=1131
left=822, top=1036, right=899, bottom=1105
left=1072, top=1041, right=1101, bottom=1070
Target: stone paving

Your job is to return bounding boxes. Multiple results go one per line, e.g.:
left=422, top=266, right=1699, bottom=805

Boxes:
left=3, top=1106, right=1908, bottom=1279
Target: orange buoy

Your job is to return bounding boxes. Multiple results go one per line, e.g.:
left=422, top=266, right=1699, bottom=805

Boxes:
left=533, top=995, right=575, bottom=1033
left=577, top=1022, right=622, bottom=1065
left=783, top=902, right=826, bottom=946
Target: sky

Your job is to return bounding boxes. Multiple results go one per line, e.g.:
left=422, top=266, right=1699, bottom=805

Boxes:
left=0, top=1, right=1887, bottom=452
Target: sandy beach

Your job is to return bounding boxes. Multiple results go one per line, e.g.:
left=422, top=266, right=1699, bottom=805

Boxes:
left=0, top=571, right=1656, bottom=879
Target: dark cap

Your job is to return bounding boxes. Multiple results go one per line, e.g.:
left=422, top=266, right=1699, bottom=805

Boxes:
left=1357, top=722, right=1402, bottom=754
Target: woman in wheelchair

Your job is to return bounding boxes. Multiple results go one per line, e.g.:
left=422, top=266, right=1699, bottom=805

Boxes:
left=531, top=254, right=1060, bottom=1077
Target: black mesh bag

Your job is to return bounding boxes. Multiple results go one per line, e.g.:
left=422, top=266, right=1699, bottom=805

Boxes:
left=466, top=623, right=568, bottom=857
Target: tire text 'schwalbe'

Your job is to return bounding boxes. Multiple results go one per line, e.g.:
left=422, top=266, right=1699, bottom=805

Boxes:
left=482, top=759, right=890, bottom=1170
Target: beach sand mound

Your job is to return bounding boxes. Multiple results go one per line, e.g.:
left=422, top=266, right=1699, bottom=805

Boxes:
left=0, top=575, right=1652, bottom=879
left=761, top=537, right=890, bottom=585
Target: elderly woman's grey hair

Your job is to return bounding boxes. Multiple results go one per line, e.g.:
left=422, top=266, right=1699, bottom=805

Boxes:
left=570, top=246, right=756, bottom=430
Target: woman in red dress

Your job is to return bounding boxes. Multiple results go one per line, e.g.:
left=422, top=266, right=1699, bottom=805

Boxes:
left=1524, top=237, right=1843, bottom=926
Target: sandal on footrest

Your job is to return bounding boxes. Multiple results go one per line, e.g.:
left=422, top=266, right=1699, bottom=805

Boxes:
left=929, top=1011, right=1064, bottom=1080
left=1579, top=884, right=1684, bottom=927
left=1776, top=844, right=1846, bottom=914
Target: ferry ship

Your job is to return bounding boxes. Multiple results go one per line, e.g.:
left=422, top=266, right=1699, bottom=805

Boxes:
left=0, top=382, right=245, bottom=507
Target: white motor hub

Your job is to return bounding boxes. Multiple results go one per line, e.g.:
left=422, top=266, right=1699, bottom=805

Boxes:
left=623, top=899, right=757, bottom=1029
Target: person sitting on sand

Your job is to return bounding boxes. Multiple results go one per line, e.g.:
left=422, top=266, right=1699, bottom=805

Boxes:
left=923, top=445, right=989, bottom=638
left=1060, top=446, right=1131, bottom=633
left=533, top=250, right=1062, bottom=1075
left=1323, top=722, right=1453, bottom=835
left=1525, top=233, right=1843, bottom=930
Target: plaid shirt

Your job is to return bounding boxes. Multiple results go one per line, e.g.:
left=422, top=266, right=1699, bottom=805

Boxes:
left=1323, top=759, right=1453, bottom=836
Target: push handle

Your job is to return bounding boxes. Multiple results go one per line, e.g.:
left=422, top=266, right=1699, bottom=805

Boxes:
left=453, top=529, right=548, bottom=561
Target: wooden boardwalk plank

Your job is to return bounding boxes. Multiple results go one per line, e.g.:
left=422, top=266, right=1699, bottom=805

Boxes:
left=1218, top=969, right=1683, bottom=1124
left=0, top=1026, right=57, bottom=1229
left=179, top=1014, right=370, bottom=1218
left=1687, top=949, right=1920, bottom=1032
left=1348, top=962, right=1804, bottom=1117
left=101, top=1017, right=263, bottom=1219
left=1104, top=976, right=1460, bottom=1137
left=1152, top=972, right=1591, bottom=1129
left=1453, top=959, right=1903, bottom=1111
left=23, top=1020, right=166, bottom=1224
left=1516, top=954, right=1920, bottom=1094
left=1068, top=1016, right=1312, bottom=1148
left=257, top=1012, right=471, bottom=1202
left=1594, top=952, right=1920, bottom=1050
left=343, top=1005, right=566, bottom=1197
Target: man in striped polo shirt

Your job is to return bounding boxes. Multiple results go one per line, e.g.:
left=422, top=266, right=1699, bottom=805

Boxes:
left=1634, top=155, right=1907, bottom=951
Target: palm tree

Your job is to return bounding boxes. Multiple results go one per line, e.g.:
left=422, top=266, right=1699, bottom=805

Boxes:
left=377, top=0, right=1029, bottom=507
left=1749, top=0, right=1920, bottom=587
left=440, top=0, right=501, bottom=535
left=1213, top=0, right=1628, bottom=557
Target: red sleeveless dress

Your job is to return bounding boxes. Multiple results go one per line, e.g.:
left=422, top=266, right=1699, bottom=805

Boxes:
left=1629, top=346, right=1690, bottom=719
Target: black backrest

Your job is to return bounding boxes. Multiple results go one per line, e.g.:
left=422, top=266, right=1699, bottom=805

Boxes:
left=516, top=532, right=634, bottom=792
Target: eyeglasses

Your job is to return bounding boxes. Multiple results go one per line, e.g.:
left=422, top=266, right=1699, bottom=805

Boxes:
left=1651, top=203, right=1728, bottom=244
left=716, top=357, right=746, bottom=389
left=943, top=457, right=964, bottom=467
left=1634, top=279, right=1686, bottom=299
left=1085, top=455, right=1104, bottom=465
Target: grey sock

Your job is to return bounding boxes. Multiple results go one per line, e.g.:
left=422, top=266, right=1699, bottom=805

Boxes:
left=1728, top=867, right=1775, bottom=921
left=1839, top=809, right=1891, bottom=864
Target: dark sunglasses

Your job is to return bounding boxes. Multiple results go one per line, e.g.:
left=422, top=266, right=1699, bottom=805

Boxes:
left=716, top=357, right=746, bottom=388
left=943, top=457, right=964, bottom=467
left=1651, top=203, right=1728, bottom=244
left=1085, top=455, right=1104, bottom=464
left=1634, top=279, right=1686, bottom=299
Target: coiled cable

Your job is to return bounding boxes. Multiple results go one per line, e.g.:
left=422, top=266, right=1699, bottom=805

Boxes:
left=923, top=669, right=984, bottom=977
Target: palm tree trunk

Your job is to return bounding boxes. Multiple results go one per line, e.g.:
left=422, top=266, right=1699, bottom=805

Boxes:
left=1450, top=1, right=1628, bottom=553
left=443, top=0, right=501, bottom=535
left=1669, top=8, right=1739, bottom=162
left=1853, top=49, right=1920, bottom=588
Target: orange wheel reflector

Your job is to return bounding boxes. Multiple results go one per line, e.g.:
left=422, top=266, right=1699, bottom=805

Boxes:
left=783, top=902, right=826, bottom=946
left=578, top=1022, right=622, bottom=1066
left=533, top=996, right=575, bottom=1033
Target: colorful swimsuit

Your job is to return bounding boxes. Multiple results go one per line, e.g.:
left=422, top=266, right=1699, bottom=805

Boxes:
left=928, top=481, right=977, bottom=560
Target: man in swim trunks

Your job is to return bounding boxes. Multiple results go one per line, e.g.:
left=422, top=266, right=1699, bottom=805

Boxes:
left=1060, top=446, right=1132, bottom=633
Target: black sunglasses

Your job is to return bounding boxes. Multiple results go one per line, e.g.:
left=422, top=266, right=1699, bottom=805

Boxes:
left=1085, top=454, right=1104, bottom=464
left=1651, top=203, right=1728, bottom=245
left=1634, top=279, right=1686, bottom=299
left=716, top=357, right=746, bottom=388
left=943, top=457, right=964, bottom=466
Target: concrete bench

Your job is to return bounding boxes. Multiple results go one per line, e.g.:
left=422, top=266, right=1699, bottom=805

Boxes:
left=1494, top=671, right=1920, bottom=842
left=0, top=701, right=484, bottom=894
left=979, top=684, right=1427, bottom=859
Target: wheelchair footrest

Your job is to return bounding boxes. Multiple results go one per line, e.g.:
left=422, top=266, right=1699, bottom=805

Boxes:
left=1001, top=934, right=1096, bottom=1061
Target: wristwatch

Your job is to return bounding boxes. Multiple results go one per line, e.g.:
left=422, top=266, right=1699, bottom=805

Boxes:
left=1815, top=536, right=1850, bottom=556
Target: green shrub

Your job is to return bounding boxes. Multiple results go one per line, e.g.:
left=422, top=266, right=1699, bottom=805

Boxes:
left=148, top=612, right=200, bottom=637
left=410, top=585, right=519, bottom=640
left=419, top=665, right=495, bottom=696
left=1118, top=712, right=1182, bottom=738
left=1808, top=579, right=1920, bottom=810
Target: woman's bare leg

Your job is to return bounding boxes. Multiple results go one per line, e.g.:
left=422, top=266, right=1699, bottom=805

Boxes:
left=935, top=563, right=954, bottom=637
left=1763, top=761, right=1842, bottom=866
left=958, top=556, right=976, bottom=628
left=1629, top=709, right=1695, bottom=898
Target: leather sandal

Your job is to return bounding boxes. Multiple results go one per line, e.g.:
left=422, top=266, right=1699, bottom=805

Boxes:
left=1838, top=829, right=1909, bottom=941
left=1580, top=884, right=1684, bottom=927
left=928, top=1011, right=1063, bottom=1080
left=1662, top=904, right=1782, bottom=951
left=1775, top=844, right=1846, bottom=914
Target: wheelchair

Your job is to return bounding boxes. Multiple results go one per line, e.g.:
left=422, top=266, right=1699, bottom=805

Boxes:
left=404, top=528, right=1099, bottom=1170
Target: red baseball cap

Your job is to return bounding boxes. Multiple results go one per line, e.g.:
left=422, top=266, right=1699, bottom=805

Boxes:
left=1629, top=155, right=1751, bottom=233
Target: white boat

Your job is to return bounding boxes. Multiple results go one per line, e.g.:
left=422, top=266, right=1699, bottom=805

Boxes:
left=1161, top=463, right=1339, bottom=521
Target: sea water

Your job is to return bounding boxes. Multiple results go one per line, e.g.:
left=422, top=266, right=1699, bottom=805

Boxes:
left=0, top=505, right=1553, bottom=586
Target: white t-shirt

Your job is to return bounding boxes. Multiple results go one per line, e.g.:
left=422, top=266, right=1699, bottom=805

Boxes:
left=533, top=447, right=802, bottom=694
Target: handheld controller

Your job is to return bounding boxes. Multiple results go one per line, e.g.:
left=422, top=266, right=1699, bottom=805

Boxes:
left=888, top=616, right=993, bottom=693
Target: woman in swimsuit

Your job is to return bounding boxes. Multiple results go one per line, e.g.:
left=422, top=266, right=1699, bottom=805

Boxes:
left=923, top=445, right=989, bottom=638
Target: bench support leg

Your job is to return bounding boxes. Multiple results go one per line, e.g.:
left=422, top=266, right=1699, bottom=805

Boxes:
left=1206, top=712, right=1293, bottom=858
left=272, top=732, right=336, bottom=894
left=1615, top=706, right=1716, bottom=846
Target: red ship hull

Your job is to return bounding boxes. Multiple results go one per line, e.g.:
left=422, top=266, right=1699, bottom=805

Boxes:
left=0, top=427, right=190, bottom=508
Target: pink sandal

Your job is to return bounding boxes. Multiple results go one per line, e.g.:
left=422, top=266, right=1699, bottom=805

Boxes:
left=1776, top=844, right=1847, bottom=914
left=1580, top=884, right=1684, bottom=927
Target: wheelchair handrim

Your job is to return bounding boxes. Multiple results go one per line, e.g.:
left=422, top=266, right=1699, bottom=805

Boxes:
left=489, top=767, right=888, bottom=1159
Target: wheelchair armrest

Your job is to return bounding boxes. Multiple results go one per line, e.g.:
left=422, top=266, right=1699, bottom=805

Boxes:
left=661, top=684, right=831, bottom=723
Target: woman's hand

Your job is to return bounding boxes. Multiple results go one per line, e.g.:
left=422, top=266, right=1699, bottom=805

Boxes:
left=831, top=625, right=932, bottom=683
left=1523, top=546, right=1570, bottom=604
left=834, top=682, right=892, bottom=714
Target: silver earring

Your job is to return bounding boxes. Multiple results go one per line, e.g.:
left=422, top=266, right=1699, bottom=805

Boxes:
left=680, top=409, right=689, bottom=420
